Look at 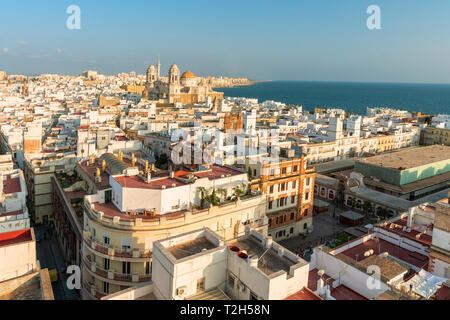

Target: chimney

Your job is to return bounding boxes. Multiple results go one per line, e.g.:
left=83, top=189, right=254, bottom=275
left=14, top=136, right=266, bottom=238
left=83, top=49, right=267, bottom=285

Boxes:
left=102, top=160, right=106, bottom=172
left=145, top=160, right=149, bottom=174
left=95, top=168, right=102, bottom=183
left=131, top=153, right=136, bottom=167
left=89, top=154, right=95, bottom=165
left=170, top=171, right=175, bottom=179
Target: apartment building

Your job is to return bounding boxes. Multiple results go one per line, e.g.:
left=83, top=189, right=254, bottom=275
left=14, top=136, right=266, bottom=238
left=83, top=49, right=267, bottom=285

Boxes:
left=102, top=228, right=313, bottom=301
left=81, top=153, right=268, bottom=299
left=247, top=154, right=315, bottom=241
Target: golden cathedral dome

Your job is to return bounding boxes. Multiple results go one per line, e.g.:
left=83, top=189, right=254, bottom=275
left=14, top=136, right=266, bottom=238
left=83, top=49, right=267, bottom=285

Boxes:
left=181, top=71, right=196, bottom=79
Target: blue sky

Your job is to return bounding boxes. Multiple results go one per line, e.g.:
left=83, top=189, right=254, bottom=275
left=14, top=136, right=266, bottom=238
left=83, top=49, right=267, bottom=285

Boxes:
left=1, top=0, right=450, bottom=83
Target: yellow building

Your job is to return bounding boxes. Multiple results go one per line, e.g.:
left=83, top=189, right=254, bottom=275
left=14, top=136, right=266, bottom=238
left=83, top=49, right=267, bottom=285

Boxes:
left=422, top=126, right=450, bottom=146
left=376, top=134, right=396, bottom=153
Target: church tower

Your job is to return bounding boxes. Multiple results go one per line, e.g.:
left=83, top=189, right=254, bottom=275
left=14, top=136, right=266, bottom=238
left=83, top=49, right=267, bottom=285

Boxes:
left=168, top=64, right=180, bottom=84
left=147, top=65, right=157, bottom=86
left=168, top=64, right=181, bottom=102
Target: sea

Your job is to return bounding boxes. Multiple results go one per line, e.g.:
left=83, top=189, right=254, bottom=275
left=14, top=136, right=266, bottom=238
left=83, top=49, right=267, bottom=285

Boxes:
left=216, top=81, right=450, bottom=116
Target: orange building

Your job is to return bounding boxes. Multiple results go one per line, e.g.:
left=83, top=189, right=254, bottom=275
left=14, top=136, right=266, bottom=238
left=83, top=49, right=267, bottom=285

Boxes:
left=223, top=112, right=243, bottom=131
left=248, top=155, right=316, bottom=241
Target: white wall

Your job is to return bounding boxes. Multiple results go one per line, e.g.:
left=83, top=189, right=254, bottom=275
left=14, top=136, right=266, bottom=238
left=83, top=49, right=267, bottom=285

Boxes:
left=0, top=238, right=37, bottom=282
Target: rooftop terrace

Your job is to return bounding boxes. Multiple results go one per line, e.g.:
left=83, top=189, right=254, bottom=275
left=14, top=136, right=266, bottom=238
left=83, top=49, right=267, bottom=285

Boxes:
left=167, top=237, right=218, bottom=260
left=229, top=235, right=302, bottom=276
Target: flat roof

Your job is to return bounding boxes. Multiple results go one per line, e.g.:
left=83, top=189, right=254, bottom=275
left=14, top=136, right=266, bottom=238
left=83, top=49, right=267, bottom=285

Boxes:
left=307, top=269, right=368, bottom=300
left=229, top=235, right=301, bottom=276
left=379, top=217, right=432, bottom=246
left=3, top=175, right=21, bottom=194
left=284, top=287, right=323, bottom=300
left=357, top=255, right=407, bottom=281
left=113, top=165, right=244, bottom=190
left=357, top=145, right=450, bottom=170
left=167, top=237, right=217, bottom=260
left=338, top=237, right=429, bottom=270
left=340, top=211, right=365, bottom=221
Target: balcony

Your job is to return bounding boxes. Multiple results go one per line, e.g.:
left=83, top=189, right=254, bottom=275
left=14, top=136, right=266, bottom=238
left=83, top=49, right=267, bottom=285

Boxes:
left=84, top=236, right=152, bottom=260
left=82, top=255, right=151, bottom=284
left=82, top=281, right=106, bottom=300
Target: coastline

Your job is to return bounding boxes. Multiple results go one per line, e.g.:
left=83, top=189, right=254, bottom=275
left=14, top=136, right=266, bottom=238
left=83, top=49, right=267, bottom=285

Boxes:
left=213, top=79, right=271, bottom=89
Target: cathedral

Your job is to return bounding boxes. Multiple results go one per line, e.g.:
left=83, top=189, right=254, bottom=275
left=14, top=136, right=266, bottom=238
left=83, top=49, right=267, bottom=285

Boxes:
left=144, top=60, right=224, bottom=105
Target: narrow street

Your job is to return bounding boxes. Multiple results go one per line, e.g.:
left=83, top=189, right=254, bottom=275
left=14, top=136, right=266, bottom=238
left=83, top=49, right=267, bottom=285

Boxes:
left=34, top=224, right=80, bottom=300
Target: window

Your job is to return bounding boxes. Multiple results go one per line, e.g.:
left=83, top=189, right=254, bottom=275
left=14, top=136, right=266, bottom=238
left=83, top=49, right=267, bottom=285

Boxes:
left=121, top=237, right=131, bottom=252
left=290, top=227, right=294, bottom=234
left=123, top=261, right=131, bottom=274
left=270, top=169, right=275, bottom=176
left=293, top=166, right=298, bottom=173
left=291, top=196, right=295, bottom=204
left=197, top=278, right=205, bottom=292
left=305, top=192, right=310, bottom=201
left=304, top=223, right=308, bottom=230
left=103, top=282, right=109, bottom=294
left=269, top=185, right=274, bottom=193
left=292, top=180, right=296, bottom=189
left=290, top=212, right=295, bottom=220
left=104, top=258, right=110, bottom=270
left=103, top=233, right=110, bottom=246
left=268, top=218, right=272, bottom=227
left=268, top=201, right=273, bottom=210
left=145, top=262, right=151, bottom=275
left=282, top=168, right=286, bottom=175
left=306, top=177, right=311, bottom=186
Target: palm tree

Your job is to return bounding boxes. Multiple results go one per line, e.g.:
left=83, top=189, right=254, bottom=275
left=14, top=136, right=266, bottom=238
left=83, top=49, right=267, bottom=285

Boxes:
left=197, top=187, right=207, bottom=208
left=232, top=185, right=245, bottom=202
left=207, top=188, right=221, bottom=206
left=217, top=188, right=228, bottom=202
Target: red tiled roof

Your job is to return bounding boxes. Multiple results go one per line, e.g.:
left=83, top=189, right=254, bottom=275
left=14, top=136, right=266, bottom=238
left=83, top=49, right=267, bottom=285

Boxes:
left=0, top=229, right=33, bottom=247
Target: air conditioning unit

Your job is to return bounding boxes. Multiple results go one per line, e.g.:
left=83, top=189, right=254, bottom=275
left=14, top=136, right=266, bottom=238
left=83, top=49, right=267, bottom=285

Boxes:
left=176, top=286, right=187, bottom=296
